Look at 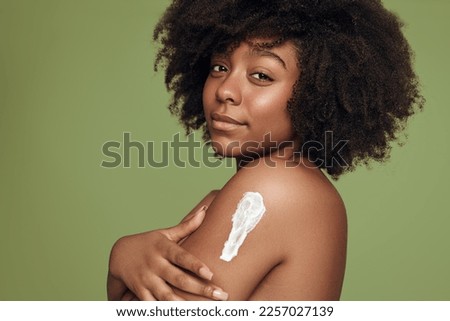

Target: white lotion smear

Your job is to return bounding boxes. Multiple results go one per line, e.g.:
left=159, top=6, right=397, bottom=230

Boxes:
left=220, top=192, right=266, bottom=262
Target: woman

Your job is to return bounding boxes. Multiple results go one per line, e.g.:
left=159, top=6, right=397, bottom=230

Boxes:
left=107, top=0, right=423, bottom=301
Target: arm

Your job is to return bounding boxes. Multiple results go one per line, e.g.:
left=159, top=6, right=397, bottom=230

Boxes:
left=173, top=158, right=347, bottom=300
left=107, top=190, right=229, bottom=301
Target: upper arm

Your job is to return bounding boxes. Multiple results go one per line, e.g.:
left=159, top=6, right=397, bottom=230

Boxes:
left=174, top=160, right=347, bottom=300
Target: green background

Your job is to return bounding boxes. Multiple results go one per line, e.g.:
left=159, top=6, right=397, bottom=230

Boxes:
left=1, top=0, right=449, bottom=300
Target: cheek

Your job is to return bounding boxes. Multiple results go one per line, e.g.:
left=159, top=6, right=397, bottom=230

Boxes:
left=248, top=90, right=295, bottom=138
left=249, top=89, right=292, bottom=122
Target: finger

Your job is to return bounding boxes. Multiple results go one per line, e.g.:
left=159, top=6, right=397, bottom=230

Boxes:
left=134, top=287, right=157, bottom=301
left=180, top=204, right=209, bottom=223
left=121, top=290, right=138, bottom=301
left=121, top=279, right=157, bottom=301
left=164, top=206, right=207, bottom=242
left=162, top=264, right=228, bottom=301
left=165, top=243, right=213, bottom=281
left=144, top=278, right=186, bottom=301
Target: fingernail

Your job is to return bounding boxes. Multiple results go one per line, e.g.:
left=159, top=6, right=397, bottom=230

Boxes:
left=213, top=289, right=229, bottom=301
left=200, top=205, right=208, bottom=212
left=199, top=267, right=213, bottom=280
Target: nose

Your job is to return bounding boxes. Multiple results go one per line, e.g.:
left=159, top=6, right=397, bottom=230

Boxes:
left=215, top=72, right=242, bottom=106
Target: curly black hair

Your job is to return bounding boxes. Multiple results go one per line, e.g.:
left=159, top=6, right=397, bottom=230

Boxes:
left=153, top=0, right=424, bottom=179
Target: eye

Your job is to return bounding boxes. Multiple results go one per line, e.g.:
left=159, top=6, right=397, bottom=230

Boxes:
left=210, top=64, right=228, bottom=73
left=250, top=72, right=273, bottom=82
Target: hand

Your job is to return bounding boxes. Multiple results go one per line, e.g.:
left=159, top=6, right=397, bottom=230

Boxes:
left=107, top=206, right=228, bottom=301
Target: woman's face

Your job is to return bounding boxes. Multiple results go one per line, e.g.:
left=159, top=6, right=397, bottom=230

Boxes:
left=203, top=39, right=300, bottom=160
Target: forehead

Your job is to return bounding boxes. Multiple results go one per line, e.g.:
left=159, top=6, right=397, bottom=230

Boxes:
left=212, top=38, right=299, bottom=66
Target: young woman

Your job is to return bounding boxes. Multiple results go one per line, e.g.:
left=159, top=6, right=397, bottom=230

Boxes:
left=107, top=0, right=423, bottom=301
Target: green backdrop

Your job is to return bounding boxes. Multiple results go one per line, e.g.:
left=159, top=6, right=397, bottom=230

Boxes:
left=1, top=0, right=449, bottom=300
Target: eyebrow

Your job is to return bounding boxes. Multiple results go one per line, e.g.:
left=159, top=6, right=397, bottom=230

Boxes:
left=250, top=48, right=287, bottom=69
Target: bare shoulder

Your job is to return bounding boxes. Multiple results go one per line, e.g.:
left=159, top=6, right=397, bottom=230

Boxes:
left=234, top=157, right=347, bottom=300
left=176, top=157, right=347, bottom=300
left=231, top=157, right=346, bottom=225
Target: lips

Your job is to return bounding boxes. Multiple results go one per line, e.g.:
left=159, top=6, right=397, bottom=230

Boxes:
left=210, top=112, right=245, bottom=131
left=211, top=112, right=244, bottom=125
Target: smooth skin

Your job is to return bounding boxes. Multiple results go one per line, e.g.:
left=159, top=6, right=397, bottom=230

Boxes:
left=174, top=158, right=347, bottom=300
left=107, top=40, right=347, bottom=300
left=204, top=40, right=299, bottom=159
left=108, top=191, right=224, bottom=301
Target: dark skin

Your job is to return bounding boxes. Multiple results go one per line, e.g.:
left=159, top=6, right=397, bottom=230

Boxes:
left=172, top=157, right=347, bottom=300
left=108, top=0, right=423, bottom=300
left=107, top=40, right=347, bottom=300
left=153, top=0, right=424, bottom=179
left=107, top=191, right=222, bottom=300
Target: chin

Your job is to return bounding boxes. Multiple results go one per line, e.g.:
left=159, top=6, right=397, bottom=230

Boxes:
left=210, top=138, right=263, bottom=160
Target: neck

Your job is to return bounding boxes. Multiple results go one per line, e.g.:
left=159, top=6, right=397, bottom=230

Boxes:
left=235, top=139, right=301, bottom=172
